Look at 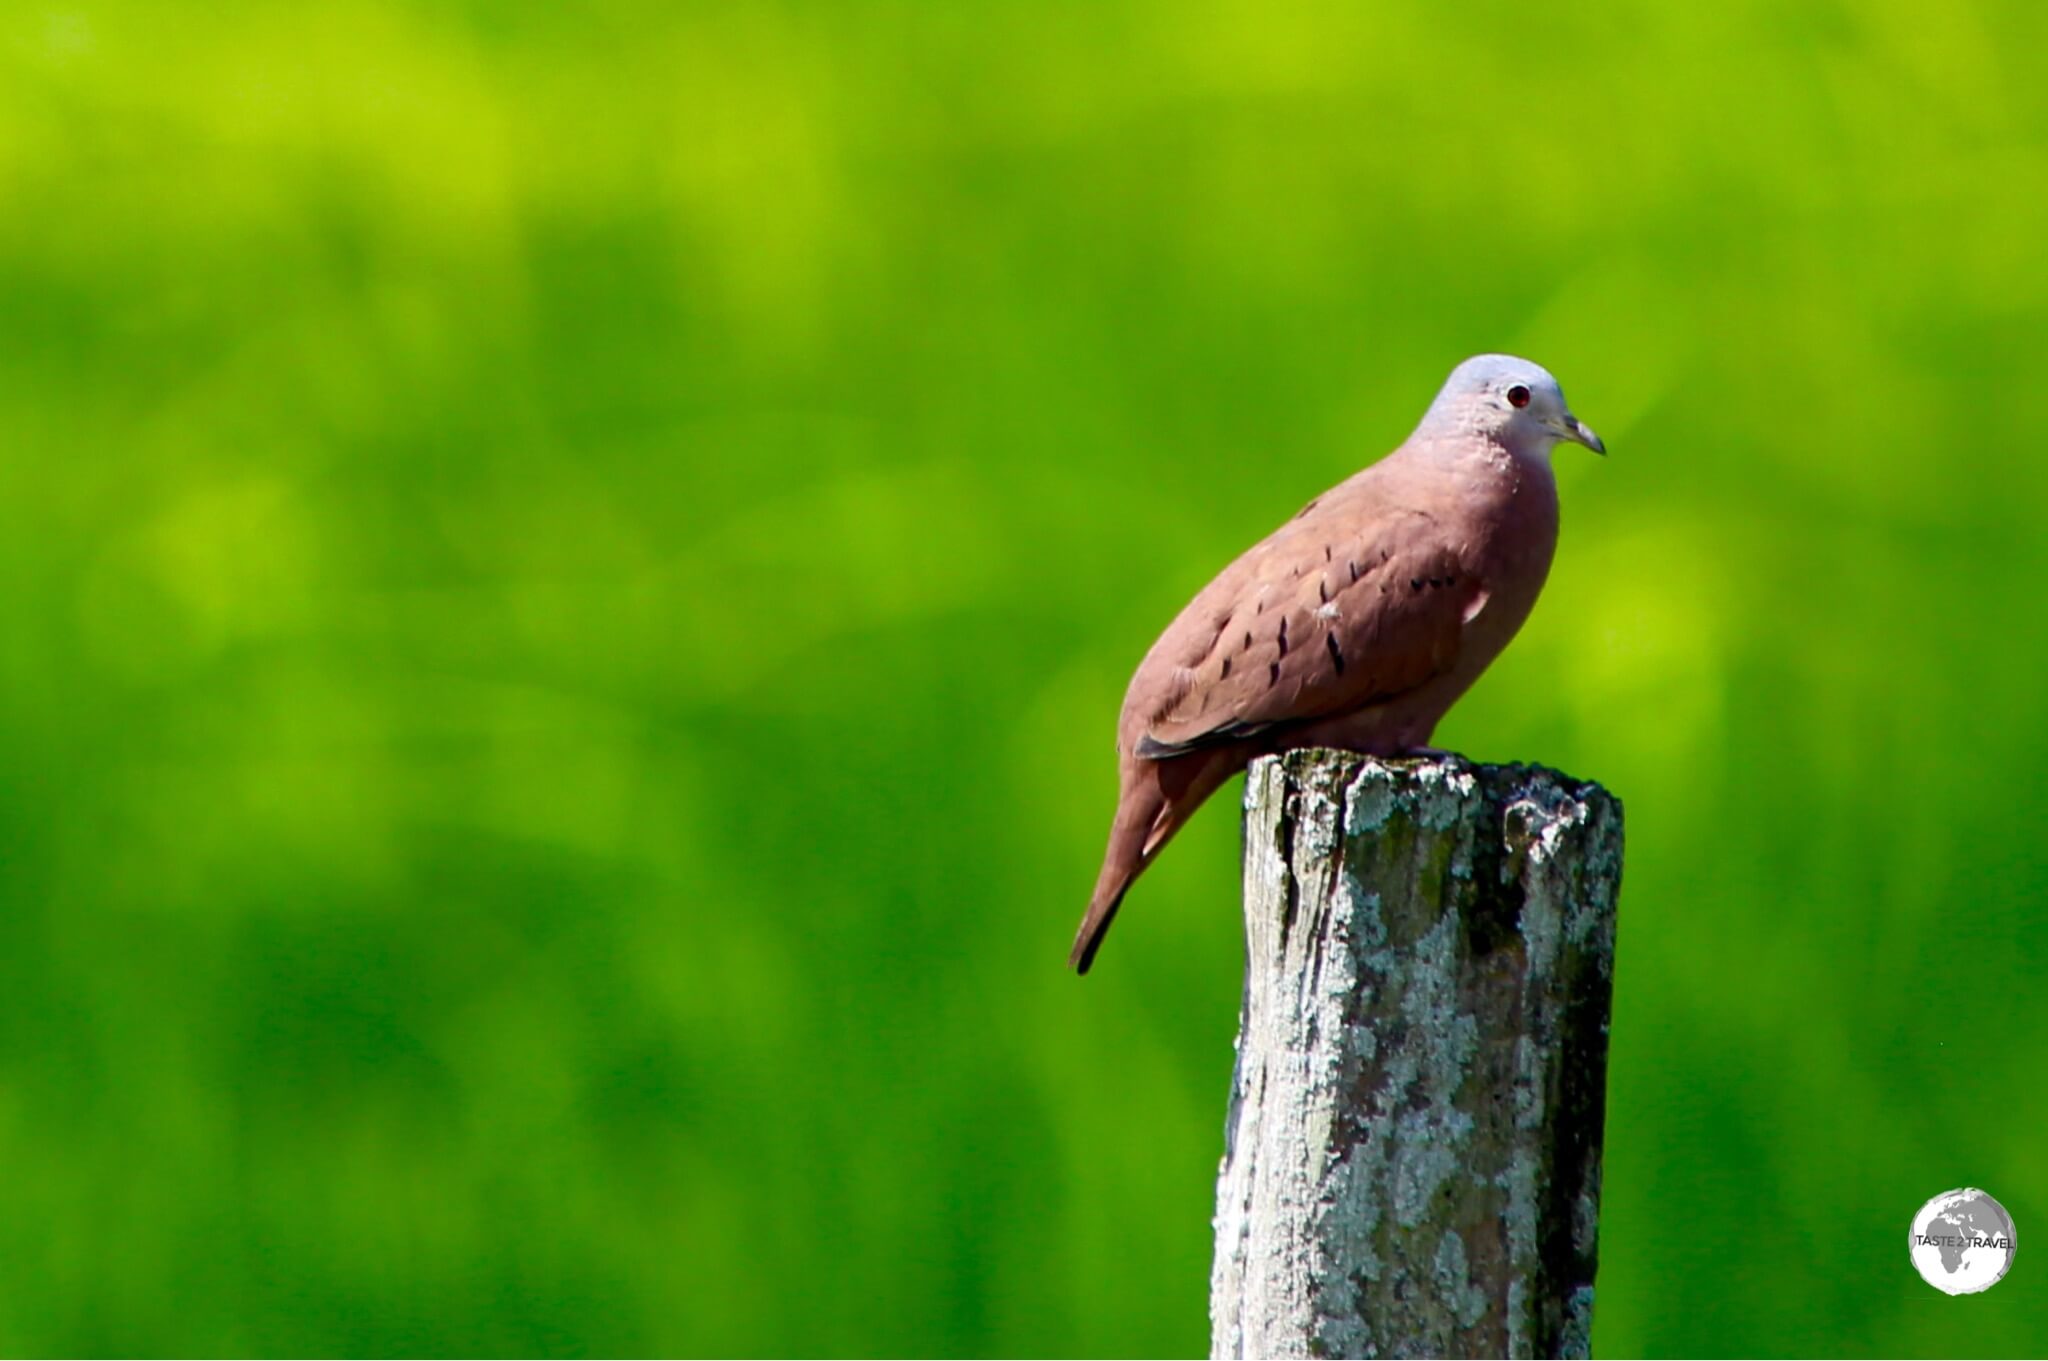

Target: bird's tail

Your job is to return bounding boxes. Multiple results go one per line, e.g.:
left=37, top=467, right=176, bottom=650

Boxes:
left=1071, top=751, right=1241, bottom=973
left=1068, top=783, right=1166, bottom=974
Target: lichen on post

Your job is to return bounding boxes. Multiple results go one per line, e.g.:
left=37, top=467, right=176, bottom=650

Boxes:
left=1209, top=750, right=1624, bottom=1360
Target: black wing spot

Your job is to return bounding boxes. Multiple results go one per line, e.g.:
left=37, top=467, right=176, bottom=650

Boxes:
left=1410, top=578, right=1423, bottom=592
left=1276, top=618, right=1288, bottom=656
left=1220, top=657, right=1232, bottom=679
left=1244, top=630, right=1253, bottom=650
left=1323, top=545, right=1332, bottom=562
left=1318, top=578, right=1329, bottom=603
left=1268, top=661, right=1281, bottom=687
left=1325, top=632, right=1345, bottom=675
left=1348, top=560, right=1361, bottom=583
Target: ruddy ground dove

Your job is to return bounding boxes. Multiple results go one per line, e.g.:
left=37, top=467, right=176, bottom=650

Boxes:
left=1071, top=354, right=1604, bottom=973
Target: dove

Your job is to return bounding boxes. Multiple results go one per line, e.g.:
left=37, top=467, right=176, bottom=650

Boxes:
left=1070, top=354, right=1604, bottom=973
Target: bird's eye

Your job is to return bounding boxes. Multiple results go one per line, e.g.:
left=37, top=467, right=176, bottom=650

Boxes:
left=1506, top=384, right=1531, bottom=409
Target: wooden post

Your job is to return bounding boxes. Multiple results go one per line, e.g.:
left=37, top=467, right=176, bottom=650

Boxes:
left=1210, top=751, right=1624, bottom=1360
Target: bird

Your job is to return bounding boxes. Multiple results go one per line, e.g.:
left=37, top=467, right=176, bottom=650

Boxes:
left=1070, top=354, right=1604, bottom=973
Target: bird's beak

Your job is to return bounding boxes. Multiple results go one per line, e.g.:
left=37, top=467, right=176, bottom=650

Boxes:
left=1560, top=414, right=1605, bottom=455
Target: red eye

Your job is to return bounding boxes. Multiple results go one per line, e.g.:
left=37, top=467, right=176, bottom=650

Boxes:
left=1506, top=384, right=1531, bottom=409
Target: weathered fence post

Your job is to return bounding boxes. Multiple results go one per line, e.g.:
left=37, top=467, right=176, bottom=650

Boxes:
left=1210, top=750, right=1624, bottom=1360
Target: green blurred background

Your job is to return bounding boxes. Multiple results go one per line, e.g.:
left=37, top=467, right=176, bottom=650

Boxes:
left=1, top=0, right=2043, bottom=1354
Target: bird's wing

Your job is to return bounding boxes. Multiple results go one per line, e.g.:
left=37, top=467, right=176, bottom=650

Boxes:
left=1128, top=506, right=1480, bottom=759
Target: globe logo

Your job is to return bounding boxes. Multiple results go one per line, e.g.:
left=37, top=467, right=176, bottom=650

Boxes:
left=1909, top=1188, right=2017, bottom=1295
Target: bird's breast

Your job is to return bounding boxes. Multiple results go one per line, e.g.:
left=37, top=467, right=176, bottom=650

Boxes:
left=1454, top=457, right=1559, bottom=649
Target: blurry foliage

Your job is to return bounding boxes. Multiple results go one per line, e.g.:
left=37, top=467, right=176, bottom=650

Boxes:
left=0, top=0, right=2044, bottom=1354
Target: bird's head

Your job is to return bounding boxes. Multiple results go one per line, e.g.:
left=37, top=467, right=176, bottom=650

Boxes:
left=1418, top=354, right=1605, bottom=456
